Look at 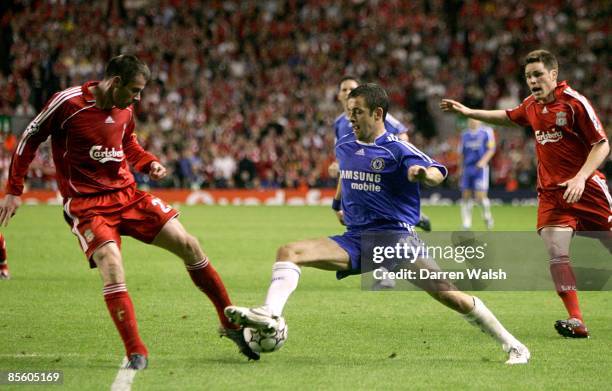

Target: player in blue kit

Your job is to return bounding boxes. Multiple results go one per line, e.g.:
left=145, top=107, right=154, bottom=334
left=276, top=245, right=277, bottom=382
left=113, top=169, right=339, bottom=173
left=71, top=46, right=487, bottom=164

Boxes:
left=330, top=76, right=432, bottom=232
left=459, top=119, right=496, bottom=230
left=226, top=84, right=529, bottom=364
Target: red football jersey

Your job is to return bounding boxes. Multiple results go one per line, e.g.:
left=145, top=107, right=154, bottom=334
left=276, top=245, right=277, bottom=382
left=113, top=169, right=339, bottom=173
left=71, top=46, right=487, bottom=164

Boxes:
left=7, top=82, right=158, bottom=197
left=506, top=81, right=607, bottom=190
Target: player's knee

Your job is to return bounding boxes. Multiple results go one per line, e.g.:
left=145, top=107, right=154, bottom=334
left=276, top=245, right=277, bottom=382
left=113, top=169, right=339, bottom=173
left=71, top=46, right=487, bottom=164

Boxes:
left=178, top=233, right=204, bottom=260
left=276, top=243, right=300, bottom=263
left=93, top=245, right=124, bottom=284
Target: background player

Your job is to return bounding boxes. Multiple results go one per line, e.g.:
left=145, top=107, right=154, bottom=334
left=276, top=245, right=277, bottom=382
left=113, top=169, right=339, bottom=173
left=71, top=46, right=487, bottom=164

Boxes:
left=227, top=84, right=530, bottom=364
left=0, top=233, right=8, bottom=279
left=440, top=49, right=611, bottom=338
left=0, top=54, right=258, bottom=368
left=458, top=119, right=496, bottom=230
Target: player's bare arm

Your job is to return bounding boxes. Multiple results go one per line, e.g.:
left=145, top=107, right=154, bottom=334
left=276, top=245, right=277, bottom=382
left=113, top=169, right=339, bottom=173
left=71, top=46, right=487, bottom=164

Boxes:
left=559, top=139, right=610, bottom=203
left=407, top=165, right=445, bottom=187
left=0, top=194, right=21, bottom=227
left=439, top=99, right=515, bottom=127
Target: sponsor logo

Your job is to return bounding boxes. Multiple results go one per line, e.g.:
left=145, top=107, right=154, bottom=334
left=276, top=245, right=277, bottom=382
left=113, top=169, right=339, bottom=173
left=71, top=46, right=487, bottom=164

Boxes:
left=535, top=129, right=563, bottom=145
left=105, top=116, right=115, bottom=124
left=555, top=111, right=567, bottom=126
left=370, top=158, right=385, bottom=171
left=89, top=145, right=124, bottom=163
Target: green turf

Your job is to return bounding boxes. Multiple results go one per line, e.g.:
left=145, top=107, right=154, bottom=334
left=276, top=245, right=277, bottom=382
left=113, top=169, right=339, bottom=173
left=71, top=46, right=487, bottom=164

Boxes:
left=1, top=205, right=610, bottom=390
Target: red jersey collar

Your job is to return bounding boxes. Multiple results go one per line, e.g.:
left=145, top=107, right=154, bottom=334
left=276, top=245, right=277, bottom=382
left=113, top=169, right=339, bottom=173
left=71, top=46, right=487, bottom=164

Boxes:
left=81, top=81, right=99, bottom=102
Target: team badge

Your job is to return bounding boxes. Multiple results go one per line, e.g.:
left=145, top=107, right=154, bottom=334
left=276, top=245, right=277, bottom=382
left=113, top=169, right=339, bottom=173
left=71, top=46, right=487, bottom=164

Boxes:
left=84, top=229, right=95, bottom=243
left=370, top=158, right=385, bottom=171
left=556, top=112, right=567, bottom=126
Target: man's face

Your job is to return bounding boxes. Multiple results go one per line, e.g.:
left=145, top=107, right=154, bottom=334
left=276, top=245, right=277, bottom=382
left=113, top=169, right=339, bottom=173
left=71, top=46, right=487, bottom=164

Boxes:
left=337, top=79, right=359, bottom=111
left=347, top=96, right=379, bottom=141
left=112, top=73, right=147, bottom=109
left=524, top=62, right=557, bottom=103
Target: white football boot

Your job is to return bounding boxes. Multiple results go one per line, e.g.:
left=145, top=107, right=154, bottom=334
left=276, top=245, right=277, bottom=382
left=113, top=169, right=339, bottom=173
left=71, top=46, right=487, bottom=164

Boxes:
left=504, top=343, right=530, bottom=365
left=224, top=306, right=279, bottom=332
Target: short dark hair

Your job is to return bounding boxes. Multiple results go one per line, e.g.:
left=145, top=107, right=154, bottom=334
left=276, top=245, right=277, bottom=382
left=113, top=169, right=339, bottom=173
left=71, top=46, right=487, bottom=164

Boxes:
left=104, top=54, right=151, bottom=85
left=524, top=50, right=558, bottom=71
left=347, top=83, right=389, bottom=120
left=338, top=75, right=360, bottom=89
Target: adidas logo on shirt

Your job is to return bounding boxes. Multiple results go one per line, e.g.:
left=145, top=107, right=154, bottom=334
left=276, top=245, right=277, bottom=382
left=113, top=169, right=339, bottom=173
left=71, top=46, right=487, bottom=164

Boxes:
left=355, top=148, right=365, bottom=156
left=105, top=116, right=115, bottom=124
left=542, top=107, right=548, bottom=114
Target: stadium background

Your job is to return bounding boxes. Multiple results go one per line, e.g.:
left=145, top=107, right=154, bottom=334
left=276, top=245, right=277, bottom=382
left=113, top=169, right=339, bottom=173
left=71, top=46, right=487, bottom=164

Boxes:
left=0, top=0, right=610, bottom=202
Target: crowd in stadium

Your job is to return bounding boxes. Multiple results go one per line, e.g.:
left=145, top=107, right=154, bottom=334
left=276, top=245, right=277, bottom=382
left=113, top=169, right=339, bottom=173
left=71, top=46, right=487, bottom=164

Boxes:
left=1, top=0, right=609, bottom=191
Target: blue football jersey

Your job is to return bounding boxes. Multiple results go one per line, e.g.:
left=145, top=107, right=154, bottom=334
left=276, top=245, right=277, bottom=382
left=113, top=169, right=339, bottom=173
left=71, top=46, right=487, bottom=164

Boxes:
left=460, top=126, right=495, bottom=167
left=336, top=132, right=447, bottom=229
left=334, top=112, right=408, bottom=141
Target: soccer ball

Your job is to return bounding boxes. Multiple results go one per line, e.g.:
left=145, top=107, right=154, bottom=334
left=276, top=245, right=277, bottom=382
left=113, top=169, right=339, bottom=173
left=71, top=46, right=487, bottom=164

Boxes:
left=243, top=317, right=288, bottom=353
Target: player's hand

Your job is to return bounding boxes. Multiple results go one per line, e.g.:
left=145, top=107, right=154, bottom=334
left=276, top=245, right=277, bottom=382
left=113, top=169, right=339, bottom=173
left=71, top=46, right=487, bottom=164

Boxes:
left=408, top=165, right=428, bottom=183
left=149, top=161, right=167, bottom=180
left=476, top=160, right=486, bottom=169
left=0, top=194, right=21, bottom=227
left=439, top=99, right=471, bottom=116
left=559, top=175, right=586, bottom=204
left=335, top=210, right=345, bottom=226
left=328, top=161, right=339, bottom=179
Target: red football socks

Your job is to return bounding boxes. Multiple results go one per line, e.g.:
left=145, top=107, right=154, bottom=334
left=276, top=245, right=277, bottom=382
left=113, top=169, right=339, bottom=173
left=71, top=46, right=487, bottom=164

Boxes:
left=549, top=256, right=583, bottom=321
left=186, top=258, right=237, bottom=329
left=0, top=233, right=6, bottom=262
left=103, top=284, right=148, bottom=357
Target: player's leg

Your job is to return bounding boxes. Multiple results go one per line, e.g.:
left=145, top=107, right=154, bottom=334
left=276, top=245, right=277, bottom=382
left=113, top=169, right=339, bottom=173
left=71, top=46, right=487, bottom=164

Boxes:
left=225, top=237, right=350, bottom=329
left=150, top=217, right=260, bottom=360
left=475, top=190, right=493, bottom=230
left=93, top=242, right=149, bottom=369
left=540, top=227, right=588, bottom=338
left=413, top=259, right=529, bottom=364
left=460, top=189, right=473, bottom=230
left=152, top=217, right=237, bottom=328
left=0, top=233, right=9, bottom=280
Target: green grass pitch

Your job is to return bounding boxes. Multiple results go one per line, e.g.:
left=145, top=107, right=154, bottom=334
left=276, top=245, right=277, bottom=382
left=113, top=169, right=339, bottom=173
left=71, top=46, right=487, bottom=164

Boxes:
left=1, top=205, right=611, bottom=390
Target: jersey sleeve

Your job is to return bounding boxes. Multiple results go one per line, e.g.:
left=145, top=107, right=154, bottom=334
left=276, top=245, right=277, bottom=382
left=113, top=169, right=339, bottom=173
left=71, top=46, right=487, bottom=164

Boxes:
left=485, top=127, right=496, bottom=150
left=123, top=117, right=159, bottom=173
left=6, top=92, right=66, bottom=195
left=399, top=142, right=448, bottom=178
left=506, top=100, right=531, bottom=127
left=567, top=91, right=607, bottom=145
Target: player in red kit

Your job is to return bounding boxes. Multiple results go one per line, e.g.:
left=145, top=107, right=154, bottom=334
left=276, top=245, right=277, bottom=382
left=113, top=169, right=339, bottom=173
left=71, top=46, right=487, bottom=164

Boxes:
left=440, top=49, right=611, bottom=339
left=0, top=233, right=8, bottom=279
left=0, top=54, right=259, bottom=368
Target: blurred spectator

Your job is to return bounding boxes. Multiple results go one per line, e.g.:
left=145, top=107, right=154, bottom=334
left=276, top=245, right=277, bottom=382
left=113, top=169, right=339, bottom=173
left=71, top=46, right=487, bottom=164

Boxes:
left=0, top=0, right=608, bottom=190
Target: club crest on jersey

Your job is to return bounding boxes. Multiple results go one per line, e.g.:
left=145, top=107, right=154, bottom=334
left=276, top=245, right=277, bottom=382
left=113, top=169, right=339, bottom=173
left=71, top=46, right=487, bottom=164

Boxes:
left=89, top=145, right=124, bottom=163
left=555, top=112, right=567, bottom=126
left=84, top=229, right=95, bottom=243
left=535, top=129, right=563, bottom=145
left=370, top=158, right=385, bottom=171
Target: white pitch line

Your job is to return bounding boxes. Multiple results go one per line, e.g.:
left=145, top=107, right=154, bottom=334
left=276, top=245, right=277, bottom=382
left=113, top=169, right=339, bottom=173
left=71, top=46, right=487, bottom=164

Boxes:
left=110, top=357, right=138, bottom=391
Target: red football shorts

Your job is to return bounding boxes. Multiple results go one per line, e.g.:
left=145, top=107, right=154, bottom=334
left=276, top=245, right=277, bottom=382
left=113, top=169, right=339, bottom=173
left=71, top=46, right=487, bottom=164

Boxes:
left=537, top=174, right=612, bottom=232
left=62, top=186, right=179, bottom=267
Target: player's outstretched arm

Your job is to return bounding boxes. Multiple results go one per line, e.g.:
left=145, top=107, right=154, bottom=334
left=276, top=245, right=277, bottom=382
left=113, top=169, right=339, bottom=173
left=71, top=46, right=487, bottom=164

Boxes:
left=408, top=165, right=445, bottom=187
left=0, top=194, right=22, bottom=227
left=439, top=99, right=515, bottom=127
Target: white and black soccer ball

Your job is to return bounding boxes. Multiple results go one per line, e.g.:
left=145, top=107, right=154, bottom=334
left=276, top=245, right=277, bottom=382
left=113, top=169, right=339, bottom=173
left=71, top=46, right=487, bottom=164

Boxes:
left=243, top=317, right=288, bottom=353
